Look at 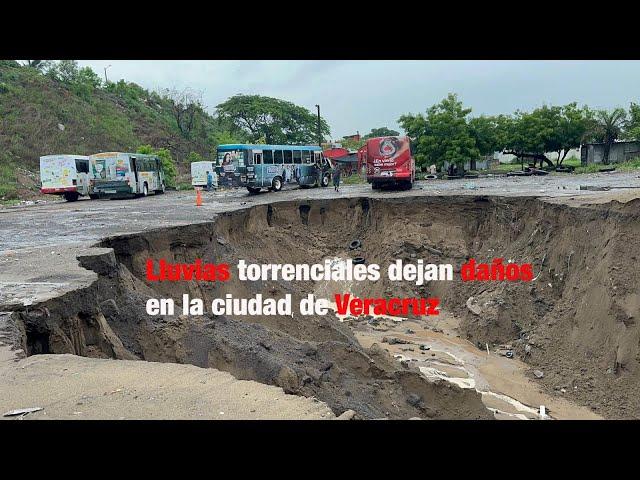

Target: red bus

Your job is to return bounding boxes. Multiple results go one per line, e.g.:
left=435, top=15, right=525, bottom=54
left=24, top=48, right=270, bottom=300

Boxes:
left=358, top=136, right=415, bottom=190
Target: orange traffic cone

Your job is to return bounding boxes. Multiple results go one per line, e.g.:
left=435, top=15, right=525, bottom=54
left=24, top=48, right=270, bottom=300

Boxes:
left=196, top=188, right=203, bottom=207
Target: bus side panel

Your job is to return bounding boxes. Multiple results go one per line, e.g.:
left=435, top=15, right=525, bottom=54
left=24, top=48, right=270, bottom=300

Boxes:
left=191, top=162, right=214, bottom=186
left=40, top=156, right=78, bottom=194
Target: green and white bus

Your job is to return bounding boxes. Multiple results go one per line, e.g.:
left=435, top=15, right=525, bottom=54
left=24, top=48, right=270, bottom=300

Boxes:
left=89, top=152, right=166, bottom=199
left=216, top=144, right=332, bottom=193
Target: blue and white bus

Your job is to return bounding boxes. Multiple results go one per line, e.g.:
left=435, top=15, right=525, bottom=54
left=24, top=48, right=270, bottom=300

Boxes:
left=216, top=144, right=333, bottom=193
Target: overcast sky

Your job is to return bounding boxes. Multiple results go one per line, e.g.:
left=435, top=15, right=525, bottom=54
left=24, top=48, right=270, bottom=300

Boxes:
left=78, top=60, right=640, bottom=140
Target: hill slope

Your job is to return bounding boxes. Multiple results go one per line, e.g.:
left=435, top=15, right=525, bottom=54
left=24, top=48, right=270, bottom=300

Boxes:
left=0, top=60, right=215, bottom=201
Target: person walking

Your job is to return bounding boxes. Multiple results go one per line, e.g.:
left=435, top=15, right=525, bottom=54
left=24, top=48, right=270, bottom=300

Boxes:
left=332, top=164, right=341, bottom=192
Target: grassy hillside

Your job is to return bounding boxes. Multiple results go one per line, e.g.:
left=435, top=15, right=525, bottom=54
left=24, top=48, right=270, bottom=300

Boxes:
left=0, top=60, right=223, bottom=201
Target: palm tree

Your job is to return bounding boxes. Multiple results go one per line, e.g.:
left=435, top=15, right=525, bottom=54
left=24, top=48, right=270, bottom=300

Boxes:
left=591, top=109, right=627, bottom=164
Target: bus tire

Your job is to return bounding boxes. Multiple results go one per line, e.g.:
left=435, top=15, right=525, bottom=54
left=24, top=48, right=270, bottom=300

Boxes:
left=142, top=183, right=149, bottom=197
left=271, top=176, right=283, bottom=192
left=321, top=173, right=330, bottom=187
left=63, top=192, right=79, bottom=202
left=155, top=183, right=166, bottom=194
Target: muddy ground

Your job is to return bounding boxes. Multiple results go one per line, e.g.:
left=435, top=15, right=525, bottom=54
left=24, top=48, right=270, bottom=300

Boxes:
left=2, top=172, right=640, bottom=419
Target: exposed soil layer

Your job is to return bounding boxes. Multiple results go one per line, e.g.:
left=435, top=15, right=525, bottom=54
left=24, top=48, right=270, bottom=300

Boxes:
left=8, top=195, right=640, bottom=419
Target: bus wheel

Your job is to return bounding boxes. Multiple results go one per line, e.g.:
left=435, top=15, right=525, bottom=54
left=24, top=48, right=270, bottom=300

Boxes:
left=64, top=192, right=79, bottom=202
left=321, top=173, right=330, bottom=187
left=155, top=183, right=166, bottom=194
left=271, top=176, right=283, bottom=192
left=142, top=183, right=149, bottom=197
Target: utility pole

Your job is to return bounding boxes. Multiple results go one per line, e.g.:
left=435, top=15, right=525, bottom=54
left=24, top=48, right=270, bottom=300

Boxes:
left=104, top=64, right=112, bottom=84
left=315, top=104, right=321, bottom=147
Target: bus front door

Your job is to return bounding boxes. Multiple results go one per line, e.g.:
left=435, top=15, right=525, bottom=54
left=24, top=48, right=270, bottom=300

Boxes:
left=130, top=157, right=139, bottom=193
left=253, top=153, right=263, bottom=186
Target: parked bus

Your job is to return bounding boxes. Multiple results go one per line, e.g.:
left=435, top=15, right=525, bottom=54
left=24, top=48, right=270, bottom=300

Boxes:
left=216, top=144, right=332, bottom=193
left=358, top=136, right=415, bottom=190
left=191, top=161, right=218, bottom=189
left=39, top=155, right=92, bottom=202
left=89, top=152, right=165, bottom=198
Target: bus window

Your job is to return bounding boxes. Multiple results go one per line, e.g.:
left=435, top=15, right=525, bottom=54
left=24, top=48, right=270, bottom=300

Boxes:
left=264, top=150, right=273, bottom=164
left=302, top=150, right=311, bottom=164
left=284, top=150, right=293, bottom=164
left=293, top=150, right=302, bottom=164
left=75, top=159, right=89, bottom=173
left=274, top=150, right=283, bottom=164
left=253, top=153, right=262, bottom=164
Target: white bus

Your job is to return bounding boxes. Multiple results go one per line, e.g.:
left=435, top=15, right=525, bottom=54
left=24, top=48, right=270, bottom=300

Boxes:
left=190, top=161, right=218, bottom=188
left=89, top=152, right=165, bottom=198
left=39, top=155, right=92, bottom=202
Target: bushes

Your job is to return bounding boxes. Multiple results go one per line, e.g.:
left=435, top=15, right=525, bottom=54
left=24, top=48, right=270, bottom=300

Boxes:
left=0, top=160, right=18, bottom=200
left=187, top=151, right=204, bottom=163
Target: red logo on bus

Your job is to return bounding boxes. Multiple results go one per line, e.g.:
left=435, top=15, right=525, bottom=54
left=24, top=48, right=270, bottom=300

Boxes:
left=379, top=138, right=398, bottom=157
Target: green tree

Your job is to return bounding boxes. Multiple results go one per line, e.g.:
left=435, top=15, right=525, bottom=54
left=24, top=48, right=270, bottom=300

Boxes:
left=187, top=151, right=204, bottom=163
left=399, top=93, right=479, bottom=169
left=45, top=61, right=102, bottom=98
left=21, top=60, right=51, bottom=71
left=137, top=145, right=178, bottom=187
left=363, top=127, right=400, bottom=139
left=623, top=102, right=640, bottom=141
left=587, top=108, right=627, bottom=164
left=216, top=94, right=330, bottom=145
left=468, top=115, right=505, bottom=157
left=501, top=104, right=591, bottom=168
left=340, top=137, right=365, bottom=150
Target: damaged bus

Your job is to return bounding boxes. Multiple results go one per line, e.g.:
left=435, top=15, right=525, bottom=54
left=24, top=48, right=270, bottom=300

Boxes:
left=216, top=144, right=332, bottom=193
left=39, top=154, right=93, bottom=202
left=89, top=152, right=166, bottom=199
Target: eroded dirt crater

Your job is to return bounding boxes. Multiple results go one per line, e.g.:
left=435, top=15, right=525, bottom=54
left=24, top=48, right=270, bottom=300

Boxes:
left=8, top=196, right=640, bottom=419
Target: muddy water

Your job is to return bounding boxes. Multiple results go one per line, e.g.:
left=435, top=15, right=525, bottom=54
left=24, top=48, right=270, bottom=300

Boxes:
left=315, top=256, right=600, bottom=420
left=350, top=314, right=601, bottom=420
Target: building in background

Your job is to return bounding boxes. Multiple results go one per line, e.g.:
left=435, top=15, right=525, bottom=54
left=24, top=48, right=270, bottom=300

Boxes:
left=322, top=146, right=358, bottom=175
left=580, top=141, right=640, bottom=165
left=342, top=132, right=361, bottom=143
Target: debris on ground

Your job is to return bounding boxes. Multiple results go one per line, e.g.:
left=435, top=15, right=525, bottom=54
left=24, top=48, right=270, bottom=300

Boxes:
left=382, top=337, right=411, bottom=345
left=3, top=407, right=43, bottom=418
left=580, top=185, right=611, bottom=191
left=336, top=409, right=357, bottom=420
left=466, top=297, right=482, bottom=315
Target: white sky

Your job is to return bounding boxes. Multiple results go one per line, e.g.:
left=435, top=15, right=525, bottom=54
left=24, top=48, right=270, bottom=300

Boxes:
left=77, top=60, right=640, bottom=140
